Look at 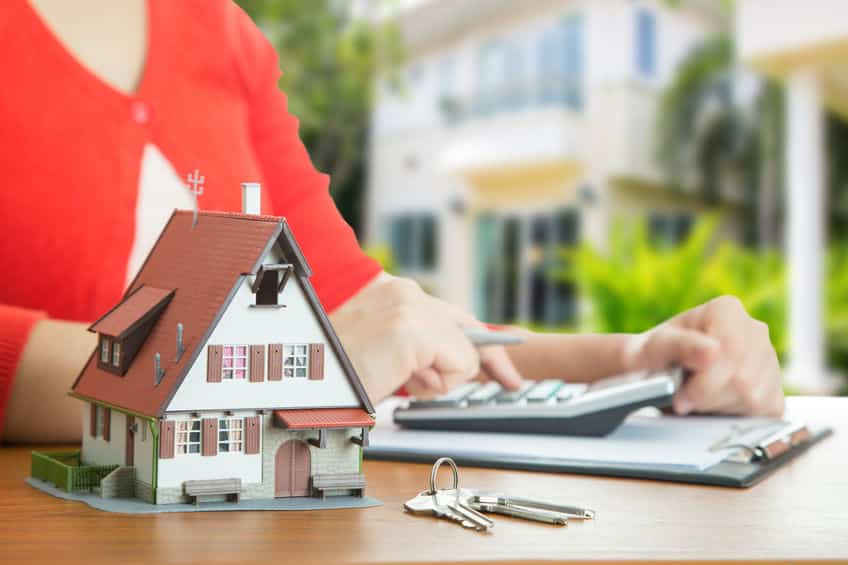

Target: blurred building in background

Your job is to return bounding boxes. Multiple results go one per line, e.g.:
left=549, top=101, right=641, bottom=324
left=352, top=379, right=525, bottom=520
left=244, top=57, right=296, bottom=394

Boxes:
left=365, top=0, right=735, bottom=327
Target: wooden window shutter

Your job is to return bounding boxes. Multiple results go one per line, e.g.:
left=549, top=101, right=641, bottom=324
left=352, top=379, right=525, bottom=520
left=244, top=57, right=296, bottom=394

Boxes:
left=207, top=345, right=223, bottom=383
left=268, top=344, right=283, bottom=381
left=244, top=416, right=260, bottom=454
left=249, top=345, right=265, bottom=382
left=202, top=418, right=218, bottom=456
left=159, top=420, right=175, bottom=459
left=102, top=408, right=111, bottom=442
left=89, top=404, right=97, bottom=437
left=309, top=343, right=325, bottom=380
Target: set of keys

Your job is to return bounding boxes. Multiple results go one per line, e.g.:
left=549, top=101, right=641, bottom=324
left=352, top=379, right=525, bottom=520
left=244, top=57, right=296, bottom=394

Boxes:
left=403, top=457, right=596, bottom=531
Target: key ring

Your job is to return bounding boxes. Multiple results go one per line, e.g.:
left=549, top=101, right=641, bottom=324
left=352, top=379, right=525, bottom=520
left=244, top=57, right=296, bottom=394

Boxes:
left=428, top=457, right=459, bottom=495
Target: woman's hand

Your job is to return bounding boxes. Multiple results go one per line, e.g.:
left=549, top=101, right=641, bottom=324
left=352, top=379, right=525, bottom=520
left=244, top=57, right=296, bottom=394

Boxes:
left=622, top=295, right=784, bottom=416
left=330, top=273, right=523, bottom=403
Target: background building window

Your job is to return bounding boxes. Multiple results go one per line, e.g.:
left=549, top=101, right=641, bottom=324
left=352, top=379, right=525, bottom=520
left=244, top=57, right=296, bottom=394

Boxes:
left=635, top=8, right=657, bottom=77
left=387, top=214, right=439, bottom=272
left=537, top=14, right=583, bottom=109
left=475, top=210, right=579, bottom=326
left=175, top=420, right=201, bottom=455
left=284, top=344, right=309, bottom=378
left=649, top=212, right=693, bottom=246
left=221, top=345, right=248, bottom=380
left=218, top=418, right=244, bottom=453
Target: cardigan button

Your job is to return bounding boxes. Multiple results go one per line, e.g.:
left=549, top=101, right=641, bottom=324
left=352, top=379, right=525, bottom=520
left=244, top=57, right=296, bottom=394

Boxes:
left=130, top=100, right=151, bottom=125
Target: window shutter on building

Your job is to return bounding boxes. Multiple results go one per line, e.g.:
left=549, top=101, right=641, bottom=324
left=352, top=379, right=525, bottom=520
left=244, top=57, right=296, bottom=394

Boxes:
left=250, top=345, right=265, bottom=382
left=309, top=343, right=325, bottom=380
left=202, top=418, right=218, bottom=456
left=207, top=345, right=223, bottom=382
left=244, top=416, right=260, bottom=454
left=102, top=408, right=111, bottom=441
left=268, top=344, right=283, bottom=381
left=159, top=420, right=175, bottom=459
left=89, top=404, right=97, bottom=437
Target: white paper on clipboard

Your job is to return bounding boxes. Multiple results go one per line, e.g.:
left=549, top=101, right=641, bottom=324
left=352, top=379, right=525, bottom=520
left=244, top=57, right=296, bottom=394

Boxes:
left=366, top=397, right=792, bottom=473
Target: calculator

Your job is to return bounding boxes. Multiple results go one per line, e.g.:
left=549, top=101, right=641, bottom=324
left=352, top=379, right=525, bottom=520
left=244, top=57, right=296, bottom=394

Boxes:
left=392, top=368, right=684, bottom=437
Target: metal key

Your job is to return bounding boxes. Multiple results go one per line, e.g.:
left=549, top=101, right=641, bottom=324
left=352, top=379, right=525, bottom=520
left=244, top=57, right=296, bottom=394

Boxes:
left=470, top=500, right=568, bottom=525
left=470, top=491, right=596, bottom=520
left=429, top=458, right=493, bottom=531
left=435, top=488, right=494, bottom=530
left=403, top=490, right=479, bottom=529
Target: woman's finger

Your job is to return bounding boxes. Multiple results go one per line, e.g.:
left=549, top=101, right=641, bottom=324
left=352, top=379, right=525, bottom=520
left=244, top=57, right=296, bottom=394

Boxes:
left=478, top=345, right=524, bottom=390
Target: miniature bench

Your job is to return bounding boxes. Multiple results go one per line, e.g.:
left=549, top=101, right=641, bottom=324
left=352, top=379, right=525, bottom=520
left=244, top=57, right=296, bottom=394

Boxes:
left=183, top=478, right=242, bottom=505
left=312, top=473, right=366, bottom=499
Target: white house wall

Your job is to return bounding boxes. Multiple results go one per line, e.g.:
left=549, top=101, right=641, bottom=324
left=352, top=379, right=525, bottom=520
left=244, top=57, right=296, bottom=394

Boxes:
left=80, top=407, right=126, bottom=468
left=166, top=249, right=361, bottom=412
left=134, top=420, right=154, bottom=484
left=157, top=411, right=263, bottom=489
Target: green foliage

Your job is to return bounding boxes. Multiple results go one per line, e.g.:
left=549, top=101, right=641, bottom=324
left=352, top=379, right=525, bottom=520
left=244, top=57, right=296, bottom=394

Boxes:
left=562, top=217, right=787, bottom=357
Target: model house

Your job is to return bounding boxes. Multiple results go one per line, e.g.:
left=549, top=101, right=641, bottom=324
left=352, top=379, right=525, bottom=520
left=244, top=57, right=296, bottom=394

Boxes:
left=68, top=183, right=375, bottom=505
left=367, top=0, right=736, bottom=327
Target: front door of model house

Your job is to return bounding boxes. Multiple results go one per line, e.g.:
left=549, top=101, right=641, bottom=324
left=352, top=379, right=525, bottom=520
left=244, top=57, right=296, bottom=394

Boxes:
left=275, top=439, right=311, bottom=497
left=125, top=415, right=135, bottom=466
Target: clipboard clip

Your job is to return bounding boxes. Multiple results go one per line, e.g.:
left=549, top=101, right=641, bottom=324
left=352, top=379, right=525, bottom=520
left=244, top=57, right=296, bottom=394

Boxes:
left=720, top=423, right=812, bottom=462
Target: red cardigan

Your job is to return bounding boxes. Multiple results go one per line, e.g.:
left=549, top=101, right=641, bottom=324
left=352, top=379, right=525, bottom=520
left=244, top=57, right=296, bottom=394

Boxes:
left=0, top=0, right=380, bottom=433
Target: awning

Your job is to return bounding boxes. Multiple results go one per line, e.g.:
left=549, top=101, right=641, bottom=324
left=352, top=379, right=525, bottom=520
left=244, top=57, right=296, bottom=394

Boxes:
left=273, top=408, right=375, bottom=430
left=89, top=285, right=175, bottom=338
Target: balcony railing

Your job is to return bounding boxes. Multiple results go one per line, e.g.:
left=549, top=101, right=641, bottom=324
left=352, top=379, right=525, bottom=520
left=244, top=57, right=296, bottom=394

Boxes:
left=31, top=450, right=119, bottom=493
left=440, top=75, right=583, bottom=125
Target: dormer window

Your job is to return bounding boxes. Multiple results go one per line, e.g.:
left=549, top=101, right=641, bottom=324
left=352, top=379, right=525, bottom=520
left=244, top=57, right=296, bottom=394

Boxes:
left=250, top=264, right=292, bottom=308
left=112, top=341, right=122, bottom=367
left=100, top=336, right=111, bottom=363
left=88, top=285, right=175, bottom=377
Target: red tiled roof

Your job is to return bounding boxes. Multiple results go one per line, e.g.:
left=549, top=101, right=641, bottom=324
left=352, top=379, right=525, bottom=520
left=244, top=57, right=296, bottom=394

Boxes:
left=273, top=408, right=375, bottom=429
left=72, top=211, right=282, bottom=416
left=89, top=285, right=175, bottom=338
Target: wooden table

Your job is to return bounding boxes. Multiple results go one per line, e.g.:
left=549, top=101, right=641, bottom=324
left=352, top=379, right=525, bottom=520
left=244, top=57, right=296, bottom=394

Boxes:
left=1, top=397, right=846, bottom=564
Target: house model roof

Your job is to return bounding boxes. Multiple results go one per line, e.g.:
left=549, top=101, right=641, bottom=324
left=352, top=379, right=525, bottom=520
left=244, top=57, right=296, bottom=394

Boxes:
left=71, top=210, right=374, bottom=418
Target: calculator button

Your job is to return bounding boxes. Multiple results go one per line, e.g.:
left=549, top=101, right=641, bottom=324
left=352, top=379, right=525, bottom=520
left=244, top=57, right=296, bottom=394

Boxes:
left=525, top=380, right=563, bottom=403
left=494, top=382, right=534, bottom=404
left=409, top=382, right=481, bottom=407
left=466, top=381, right=502, bottom=405
left=555, top=383, right=589, bottom=403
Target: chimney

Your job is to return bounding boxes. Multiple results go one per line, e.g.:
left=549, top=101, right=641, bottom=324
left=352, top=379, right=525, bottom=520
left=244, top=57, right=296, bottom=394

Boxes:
left=241, top=182, right=261, bottom=215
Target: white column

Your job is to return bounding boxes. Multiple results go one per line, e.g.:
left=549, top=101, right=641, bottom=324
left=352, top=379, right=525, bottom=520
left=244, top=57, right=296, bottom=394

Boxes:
left=785, top=69, right=827, bottom=392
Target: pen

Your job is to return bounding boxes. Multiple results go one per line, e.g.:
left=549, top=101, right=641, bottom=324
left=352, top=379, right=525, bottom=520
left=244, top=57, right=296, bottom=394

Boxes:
left=463, top=327, right=526, bottom=347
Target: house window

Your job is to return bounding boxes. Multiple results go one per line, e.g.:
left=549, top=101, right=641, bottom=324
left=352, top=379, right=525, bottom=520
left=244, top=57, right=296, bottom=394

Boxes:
left=283, top=345, right=309, bottom=378
left=94, top=406, right=105, bottom=437
left=141, top=423, right=148, bottom=443
left=218, top=418, right=244, bottom=453
left=100, top=337, right=110, bottom=363
left=111, top=341, right=121, bottom=367
left=387, top=214, right=439, bottom=272
left=175, top=420, right=201, bottom=455
left=222, top=345, right=248, bottom=380
left=635, top=8, right=657, bottom=77
left=256, top=271, right=278, bottom=306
